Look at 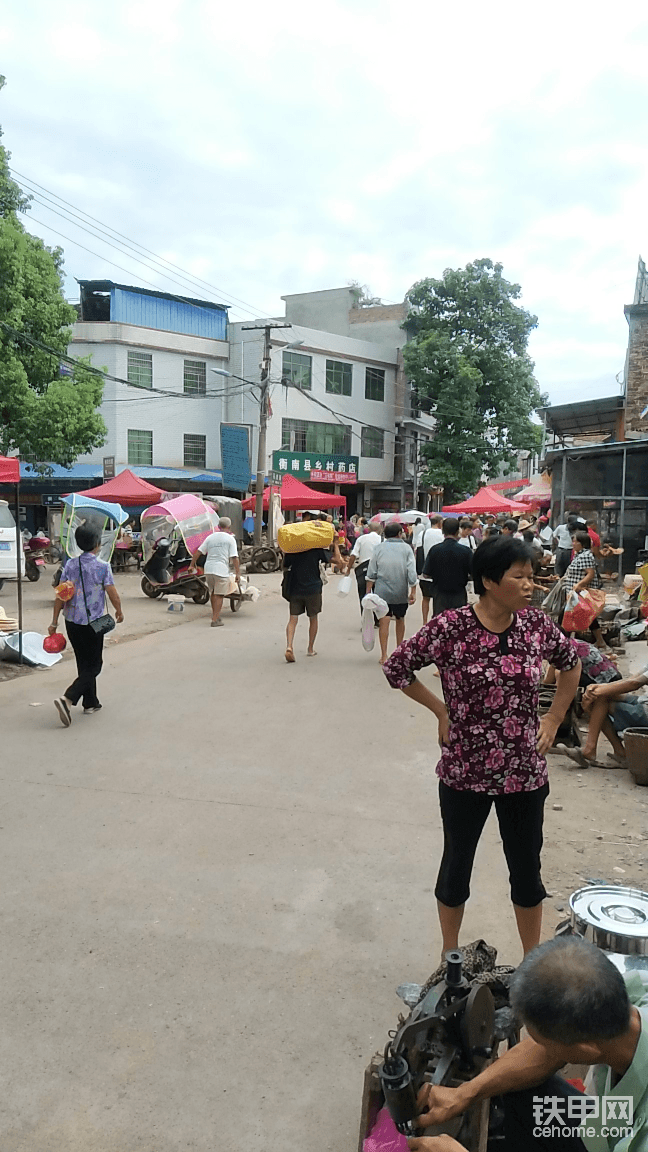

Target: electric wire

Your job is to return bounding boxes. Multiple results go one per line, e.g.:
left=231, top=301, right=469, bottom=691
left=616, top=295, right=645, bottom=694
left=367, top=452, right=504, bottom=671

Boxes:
left=11, top=168, right=272, bottom=320
left=0, top=321, right=256, bottom=402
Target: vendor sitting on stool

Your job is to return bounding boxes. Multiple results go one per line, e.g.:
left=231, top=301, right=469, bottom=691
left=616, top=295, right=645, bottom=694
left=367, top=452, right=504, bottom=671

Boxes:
left=407, top=935, right=648, bottom=1152
left=557, top=656, right=648, bottom=770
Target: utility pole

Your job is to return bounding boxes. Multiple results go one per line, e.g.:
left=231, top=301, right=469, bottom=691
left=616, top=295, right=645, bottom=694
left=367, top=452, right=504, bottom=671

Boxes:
left=241, top=322, right=291, bottom=546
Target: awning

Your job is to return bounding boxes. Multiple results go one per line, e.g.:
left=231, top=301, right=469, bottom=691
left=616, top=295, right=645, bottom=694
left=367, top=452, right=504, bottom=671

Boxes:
left=0, top=455, right=20, bottom=483
left=75, top=468, right=166, bottom=506
left=442, top=485, right=529, bottom=515
left=242, top=474, right=346, bottom=511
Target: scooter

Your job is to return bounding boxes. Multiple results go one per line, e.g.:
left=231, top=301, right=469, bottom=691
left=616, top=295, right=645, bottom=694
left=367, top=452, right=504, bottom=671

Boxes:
left=140, top=538, right=210, bottom=604
left=23, top=533, right=50, bottom=582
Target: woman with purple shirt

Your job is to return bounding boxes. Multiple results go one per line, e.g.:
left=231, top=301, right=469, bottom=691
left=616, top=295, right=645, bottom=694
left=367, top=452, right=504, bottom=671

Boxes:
left=49, top=525, right=123, bottom=726
left=382, top=536, right=581, bottom=957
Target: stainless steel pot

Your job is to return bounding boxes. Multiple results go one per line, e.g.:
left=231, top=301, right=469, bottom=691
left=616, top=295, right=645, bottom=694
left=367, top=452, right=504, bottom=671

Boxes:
left=569, top=886, right=648, bottom=955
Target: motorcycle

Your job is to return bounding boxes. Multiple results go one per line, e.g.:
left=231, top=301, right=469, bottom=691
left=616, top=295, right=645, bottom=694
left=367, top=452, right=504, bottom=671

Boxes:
left=141, top=536, right=210, bottom=604
left=140, top=495, right=217, bottom=605
left=23, top=533, right=50, bottom=582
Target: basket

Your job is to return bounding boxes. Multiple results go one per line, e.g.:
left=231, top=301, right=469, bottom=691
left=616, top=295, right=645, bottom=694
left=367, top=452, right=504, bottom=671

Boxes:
left=624, top=728, right=648, bottom=787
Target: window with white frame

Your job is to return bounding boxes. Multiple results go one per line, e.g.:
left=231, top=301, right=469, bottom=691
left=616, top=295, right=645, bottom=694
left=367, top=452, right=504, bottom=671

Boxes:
left=127, top=429, right=153, bottom=466
left=281, top=418, right=351, bottom=455
left=184, top=360, right=206, bottom=396
left=282, top=351, right=312, bottom=390
left=183, top=434, right=206, bottom=468
left=325, top=359, right=352, bottom=396
left=127, top=351, right=153, bottom=389
left=361, top=426, right=384, bottom=459
left=365, top=366, right=385, bottom=402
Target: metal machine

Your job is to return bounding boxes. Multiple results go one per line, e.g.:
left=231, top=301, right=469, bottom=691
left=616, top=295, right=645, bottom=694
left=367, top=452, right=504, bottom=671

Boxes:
left=360, top=946, right=518, bottom=1151
left=363, top=887, right=648, bottom=1150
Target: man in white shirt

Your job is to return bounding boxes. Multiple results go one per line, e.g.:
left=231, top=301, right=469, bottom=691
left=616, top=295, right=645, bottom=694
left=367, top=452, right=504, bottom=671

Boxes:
left=537, top=515, right=553, bottom=550
left=190, top=517, right=240, bottom=628
left=411, top=517, right=426, bottom=552
left=553, top=515, right=578, bottom=576
left=346, top=525, right=382, bottom=611
left=422, top=514, right=444, bottom=558
left=458, top=519, right=477, bottom=551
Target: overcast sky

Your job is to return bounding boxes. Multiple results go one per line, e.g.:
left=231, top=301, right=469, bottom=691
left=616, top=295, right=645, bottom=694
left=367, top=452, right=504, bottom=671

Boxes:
left=2, top=0, right=647, bottom=405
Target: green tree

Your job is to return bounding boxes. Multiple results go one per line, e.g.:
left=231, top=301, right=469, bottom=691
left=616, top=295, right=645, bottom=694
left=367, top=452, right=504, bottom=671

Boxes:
left=0, top=76, right=106, bottom=468
left=403, top=259, right=545, bottom=499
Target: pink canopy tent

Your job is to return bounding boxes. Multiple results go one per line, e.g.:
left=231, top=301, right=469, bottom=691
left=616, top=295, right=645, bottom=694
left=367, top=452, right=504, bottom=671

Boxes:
left=442, top=485, right=529, bottom=515
left=515, top=473, right=552, bottom=507
left=242, top=474, right=346, bottom=512
left=75, top=468, right=165, bottom=507
left=0, top=455, right=23, bottom=659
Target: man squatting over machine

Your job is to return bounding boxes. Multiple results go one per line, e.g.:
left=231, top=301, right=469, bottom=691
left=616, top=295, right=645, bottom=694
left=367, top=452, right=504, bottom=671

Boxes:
left=407, top=935, right=648, bottom=1152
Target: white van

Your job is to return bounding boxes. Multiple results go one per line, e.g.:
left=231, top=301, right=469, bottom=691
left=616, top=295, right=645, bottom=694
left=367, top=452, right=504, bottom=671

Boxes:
left=0, top=500, right=25, bottom=588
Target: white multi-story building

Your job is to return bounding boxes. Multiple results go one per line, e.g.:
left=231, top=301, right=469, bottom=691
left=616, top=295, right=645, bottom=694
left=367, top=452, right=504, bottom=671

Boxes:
left=71, top=280, right=230, bottom=482
left=230, top=286, right=437, bottom=515
left=68, top=281, right=437, bottom=514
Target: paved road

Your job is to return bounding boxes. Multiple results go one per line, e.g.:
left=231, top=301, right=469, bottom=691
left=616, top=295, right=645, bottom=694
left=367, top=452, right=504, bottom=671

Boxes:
left=0, top=574, right=525, bottom=1151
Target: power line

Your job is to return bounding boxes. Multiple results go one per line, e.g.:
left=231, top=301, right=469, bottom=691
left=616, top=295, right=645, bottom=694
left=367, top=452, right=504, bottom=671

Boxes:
left=0, top=321, right=255, bottom=403
left=11, top=168, right=272, bottom=320
left=26, top=195, right=237, bottom=313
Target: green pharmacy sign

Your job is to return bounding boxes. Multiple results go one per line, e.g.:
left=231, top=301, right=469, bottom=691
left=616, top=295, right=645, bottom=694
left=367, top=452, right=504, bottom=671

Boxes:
left=272, top=451, right=359, bottom=484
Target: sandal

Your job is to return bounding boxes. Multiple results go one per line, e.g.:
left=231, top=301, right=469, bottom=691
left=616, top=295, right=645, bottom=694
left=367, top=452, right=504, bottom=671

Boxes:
left=603, top=753, right=627, bottom=769
left=285, top=648, right=295, bottom=663
left=555, top=743, right=595, bottom=768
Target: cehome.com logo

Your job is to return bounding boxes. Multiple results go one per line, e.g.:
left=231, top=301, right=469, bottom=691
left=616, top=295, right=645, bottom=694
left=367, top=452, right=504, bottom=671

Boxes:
left=532, top=1094, right=634, bottom=1140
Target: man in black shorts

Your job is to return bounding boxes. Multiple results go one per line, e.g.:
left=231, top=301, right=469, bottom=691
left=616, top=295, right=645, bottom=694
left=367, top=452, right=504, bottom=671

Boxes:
left=281, top=512, right=343, bottom=662
left=365, top=521, right=417, bottom=664
left=421, top=516, right=472, bottom=617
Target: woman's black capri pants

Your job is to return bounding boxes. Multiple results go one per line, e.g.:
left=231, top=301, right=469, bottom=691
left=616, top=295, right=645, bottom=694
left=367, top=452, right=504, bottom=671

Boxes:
left=435, top=780, right=549, bottom=908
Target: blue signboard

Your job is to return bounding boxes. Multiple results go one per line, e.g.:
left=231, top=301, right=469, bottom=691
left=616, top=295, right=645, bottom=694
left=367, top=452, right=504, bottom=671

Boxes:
left=220, top=424, right=251, bottom=491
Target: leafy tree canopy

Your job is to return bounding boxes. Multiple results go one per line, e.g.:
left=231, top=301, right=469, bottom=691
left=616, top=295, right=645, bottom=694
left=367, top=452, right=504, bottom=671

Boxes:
left=403, top=259, right=546, bottom=499
left=0, top=76, right=106, bottom=470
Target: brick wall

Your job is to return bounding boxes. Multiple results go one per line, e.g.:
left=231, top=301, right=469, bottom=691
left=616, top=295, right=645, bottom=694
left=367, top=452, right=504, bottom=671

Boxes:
left=624, top=304, right=648, bottom=434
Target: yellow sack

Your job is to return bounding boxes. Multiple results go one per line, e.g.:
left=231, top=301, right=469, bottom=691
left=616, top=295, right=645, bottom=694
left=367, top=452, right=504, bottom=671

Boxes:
left=278, top=520, right=335, bottom=554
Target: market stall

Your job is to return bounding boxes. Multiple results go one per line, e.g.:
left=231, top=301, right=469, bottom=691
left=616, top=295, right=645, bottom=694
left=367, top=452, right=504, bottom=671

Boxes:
left=442, top=485, right=529, bottom=515
left=241, top=473, right=346, bottom=512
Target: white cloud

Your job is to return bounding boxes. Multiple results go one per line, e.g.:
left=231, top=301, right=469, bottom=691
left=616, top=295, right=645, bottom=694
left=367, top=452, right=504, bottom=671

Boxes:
left=2, top=0, right=647, bottom=394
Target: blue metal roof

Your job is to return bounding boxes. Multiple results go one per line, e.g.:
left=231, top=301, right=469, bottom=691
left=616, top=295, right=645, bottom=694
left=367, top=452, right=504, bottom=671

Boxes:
left=112, top=287, right=228, bottom=340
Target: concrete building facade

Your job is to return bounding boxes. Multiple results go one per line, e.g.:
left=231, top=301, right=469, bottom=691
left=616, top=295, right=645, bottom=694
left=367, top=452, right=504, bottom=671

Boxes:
left=71, top=282, right=230, bottom=478
left=9, top=281, right=437, bottom=518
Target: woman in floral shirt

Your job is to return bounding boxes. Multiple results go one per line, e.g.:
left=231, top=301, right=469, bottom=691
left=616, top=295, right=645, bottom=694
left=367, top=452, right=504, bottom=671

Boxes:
left=49, top=524, right=123, bottom=726
left=382, top=536, right=581, bottom=957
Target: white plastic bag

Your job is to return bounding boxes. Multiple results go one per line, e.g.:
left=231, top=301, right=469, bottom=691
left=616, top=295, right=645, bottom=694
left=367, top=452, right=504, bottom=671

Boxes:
left=360, top=593, right=389, bottom=653
left=337, top=574, right=352, bottom=597
left=361, top=592, right=389, bottom=619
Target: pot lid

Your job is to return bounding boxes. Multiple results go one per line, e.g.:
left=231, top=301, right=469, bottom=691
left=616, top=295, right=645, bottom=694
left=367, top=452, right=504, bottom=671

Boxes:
left=570, top=886, right=648, bottom=939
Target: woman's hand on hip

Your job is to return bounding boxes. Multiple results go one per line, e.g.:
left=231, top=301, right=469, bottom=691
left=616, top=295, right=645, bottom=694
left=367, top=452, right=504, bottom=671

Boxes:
left=536, top=714, right=559, bottom=754
left=437, top=709, right=450, bottom=746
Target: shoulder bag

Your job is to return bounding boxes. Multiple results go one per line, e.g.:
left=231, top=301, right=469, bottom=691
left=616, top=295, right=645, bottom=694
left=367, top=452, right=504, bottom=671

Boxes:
left=77, top=555, right=116, bottom=635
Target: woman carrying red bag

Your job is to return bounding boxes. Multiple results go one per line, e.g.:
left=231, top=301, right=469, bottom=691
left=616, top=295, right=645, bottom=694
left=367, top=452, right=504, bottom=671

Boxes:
left=561, top=530, right=610, bottom=650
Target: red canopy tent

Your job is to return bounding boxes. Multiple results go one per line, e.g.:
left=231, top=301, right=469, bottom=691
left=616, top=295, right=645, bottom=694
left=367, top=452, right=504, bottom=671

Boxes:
left=75, top=468, right=166, bottom=507
left=442, top=485, right=528, bottom=515
left=515, top=473, right=552, bottom=507
left=242, top=474, right=346, bottom=511
left=0, top=455, right=20, bottom=484
left=0, top=455, right=23, bottom=660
